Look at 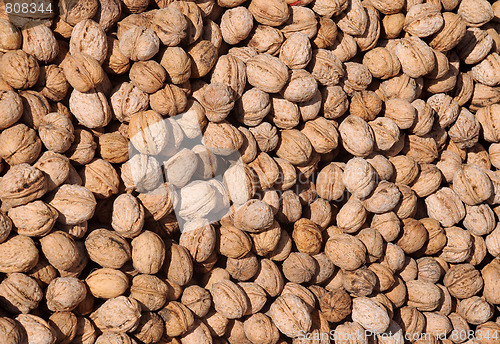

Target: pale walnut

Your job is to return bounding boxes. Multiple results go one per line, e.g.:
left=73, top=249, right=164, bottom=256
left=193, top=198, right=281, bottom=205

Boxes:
left=69, top=88, right=112, bottom=129
left=457, top=0, right=494, bottom=27
left=476, top=104, right=500, bottom=142
left=119, top=27, right=160, bottom=62
left=8, top=200, right=58, bottom=237
left=281, top=69, right=318, bottom=103
left=455, top=28, right=494, bottom=65
left=325, top=233, right=366, bottom=271
left=152, top=7, right=188, bottom=47
left=342, top=62, right=372, bottom=95
left=131, top=231, right=165, bottom=275
left=66, top=129, right=96, bottom=165
left=471, top=53, right=500, bottom=87
left=19, top=90, right=50, bottom=129
left=0, top=272, right=42, bottom=314
left=338, top=115, right=375, bottom=157
left=404, top=4, right=444, bottom=37
left=281, top=6, right=317, bottom=39
left=128, top=110, right=168, bottom=156
left=330, top=31, right=358, bottom=62
left=21, top=23, right=58, bottom=64
left=69, top=19, right=108, bottom=64
left=350, top=90, right=382, bottom=121
left=440, top=226, right=473, bottom=263
left=0, top=163, right=47, bottom=210
left=453, top=164, right=493, bottom=205
left=336, top=0, right=368, bottom=36
left=0, top=19, right=21, bottom=52
left=59, top=0, right=98, bottom=26
left=369, top=117, right=401, bottom=151
left=210, top=54, right=246, bottom=97
left=85, top=228, right=131, bottom=269
left=235, top=88, right=270, bottom=127
left=307, top=49, right=344, bottom=86
left=268, top=294, right=311, bottom=338
left=457, top=296, right=494, bottom=325
left=94, top=296, right=141, bottom=333
left=351, top=297, right=390, bottom=334
left=198, top=82, right=236, bottom=122
left=269, top=96, right=299, bottom=130
left=210, top=280, right=249, bottom=319
left=220, top=7, right=253, bottom=45
left=279, top=32, right=311, bottom=70
left=444, top=264, right=483, bottom=299
left=130, top=274, right=169, bottom=311
left=16, top=314, right=56, bottom=344
left=169, top=1, right=203, bottom=45
left=395, top=37, right=436, bottom=78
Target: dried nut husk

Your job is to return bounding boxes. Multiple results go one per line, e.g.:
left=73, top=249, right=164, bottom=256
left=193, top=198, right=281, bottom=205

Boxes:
left=86, top=268, right=129, bottom=299
left=0, top=272, right=42, bottom=314
left=49, top=185, right=97, bottom=225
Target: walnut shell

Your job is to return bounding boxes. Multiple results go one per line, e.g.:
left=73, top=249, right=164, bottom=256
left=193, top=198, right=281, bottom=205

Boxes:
left=246, top=53, right=289, bottom=93
left=0, top=50, right=39, bottom=90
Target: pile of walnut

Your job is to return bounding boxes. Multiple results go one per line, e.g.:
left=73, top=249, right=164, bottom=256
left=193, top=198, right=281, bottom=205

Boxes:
left=1, top=0, right=500, bottom=343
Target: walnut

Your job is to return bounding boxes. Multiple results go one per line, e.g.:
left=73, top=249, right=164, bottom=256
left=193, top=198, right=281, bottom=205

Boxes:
left=130, top=274, right=169, bottom=311
left=186, top=40, right=218, bottom=79
left=246, top=53, right=289, bottom=93
left=8, top=200, right=58, bottom=237
left=152, top=7, right=188, bottom=47
left=69, top=19, right=107, bottom=64
left=0, top=50, right=39, bottom=90
left=425, top=187, right=466, bottom=227
left=429, top=12, right=467, bottom=52
left=38, top=112, right=75, bottom=154
left=85, top=228, right=131, bottom=269
left=351, top=297, right=391, bottom=334
left=94, top=296, right=141, bottom=333
left=0, top=123, right=41, bottom=165
left=69, top=87, right=112, bottom=129
left=0, top=163, right=47, bottom=210
left=86, top=268, right=129, bottom=299
left=458, top=0, right=494, bottom=27
left=269, top=294, right=311, bottom=338
left=339, top=115, right=375, bottom=157
left=119, top=27, right=160, bottom=62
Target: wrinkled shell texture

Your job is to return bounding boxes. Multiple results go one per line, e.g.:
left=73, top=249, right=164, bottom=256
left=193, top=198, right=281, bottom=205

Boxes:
left=0, top=1, right=500, bottom=343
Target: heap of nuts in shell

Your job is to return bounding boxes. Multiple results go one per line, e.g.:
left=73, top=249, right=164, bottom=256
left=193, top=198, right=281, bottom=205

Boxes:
left=2, top=0, right=500, bottom=343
